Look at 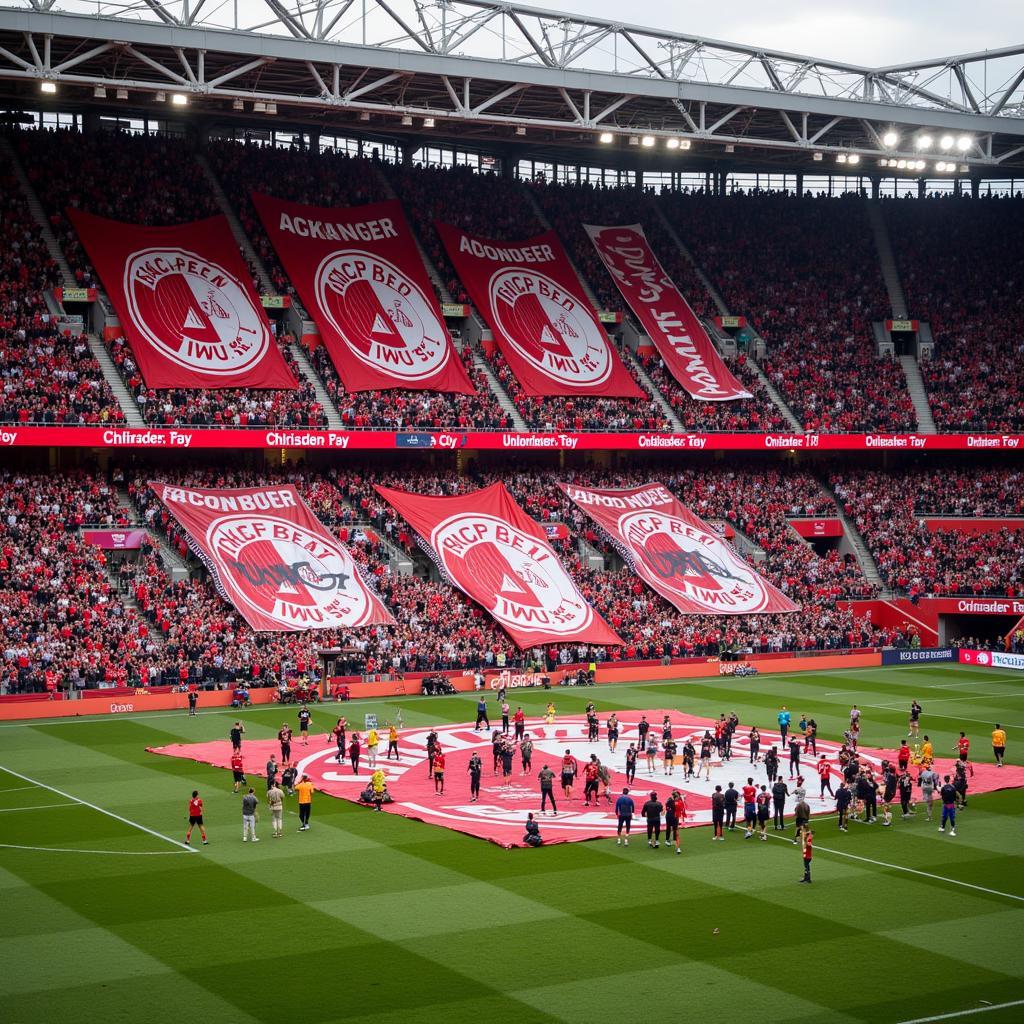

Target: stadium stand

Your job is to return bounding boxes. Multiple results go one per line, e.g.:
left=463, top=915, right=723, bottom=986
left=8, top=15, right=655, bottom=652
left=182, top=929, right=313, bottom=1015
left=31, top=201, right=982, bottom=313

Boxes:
left=658, top=190, right=916, bottom=431
left=885, top=195, right=1024, bottom=432
left=832, top=466, right=1024, bottom=597
left=14, top=130, right=326, bottom=428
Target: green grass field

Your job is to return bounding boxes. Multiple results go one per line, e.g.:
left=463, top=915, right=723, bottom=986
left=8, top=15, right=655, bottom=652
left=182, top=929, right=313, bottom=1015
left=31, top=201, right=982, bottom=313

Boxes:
left=1, top=663, right=1022, bottom=1024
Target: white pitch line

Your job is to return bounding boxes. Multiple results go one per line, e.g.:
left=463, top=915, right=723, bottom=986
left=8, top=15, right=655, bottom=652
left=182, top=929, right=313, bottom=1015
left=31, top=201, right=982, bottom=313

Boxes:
left=0, top=843, right=189, bottom=857
left=869, top=693, right=1024, bottom=707
left=0, top=802, right=77, bottom=813
left=0, top=765, right=196, bottom=853
left=0, top=785, right=36, bottom=794
left=768, top=832, right=1024, bottom=903
left=896, top=998, right=1024, bottom=1024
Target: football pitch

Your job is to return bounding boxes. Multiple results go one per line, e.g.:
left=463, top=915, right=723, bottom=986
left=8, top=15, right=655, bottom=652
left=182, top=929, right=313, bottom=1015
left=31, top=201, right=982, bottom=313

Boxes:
left=1, top=663, right=1022, bottom=1024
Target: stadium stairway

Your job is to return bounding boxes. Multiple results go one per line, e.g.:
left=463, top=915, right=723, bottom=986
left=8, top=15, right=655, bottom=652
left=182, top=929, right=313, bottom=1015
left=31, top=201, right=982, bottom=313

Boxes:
left=867, top=200, right=909, bottom=319
left=116, top=485, right=191, bottom=581
left=289, top=343, right=345, bottom=429
left=85, top=334, right=147, bottom=427
left=470, top=351, right=529, bottom=430
left=899, top=354, right=938, bottom=433
left=0, top=135, right=74, bottom=285
left=652, top=203, right=805, bottom=432
left=623, top=350, right=686, bottom=430
left=819, top=480, right=888, bottom=594
left=195, top=153, right=278, bottom=295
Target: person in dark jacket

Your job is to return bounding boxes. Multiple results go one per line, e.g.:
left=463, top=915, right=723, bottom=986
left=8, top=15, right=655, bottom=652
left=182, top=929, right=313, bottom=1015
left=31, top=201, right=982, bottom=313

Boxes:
left=771, top=778, right=790, bottom=830
left=641, top=791, right=663, bottom=848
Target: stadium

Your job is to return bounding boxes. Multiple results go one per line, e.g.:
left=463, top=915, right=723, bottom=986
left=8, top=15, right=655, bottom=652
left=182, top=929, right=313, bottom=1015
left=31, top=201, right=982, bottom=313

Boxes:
left=0, top=1, right=1023, bottom=1021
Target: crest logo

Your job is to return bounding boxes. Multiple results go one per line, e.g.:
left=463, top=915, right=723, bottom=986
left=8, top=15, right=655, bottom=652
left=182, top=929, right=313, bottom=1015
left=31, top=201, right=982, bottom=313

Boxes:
left=206, top=513, right=376, bottom=630
left=124, top=247, right=270, bottom=375
left=315, top=251, right=450, bottom=381
left=488, top=267, right=611, bottom=386
left=619, top=510, right=771, bottom=613
left=432, top=513, right=593, bottom=635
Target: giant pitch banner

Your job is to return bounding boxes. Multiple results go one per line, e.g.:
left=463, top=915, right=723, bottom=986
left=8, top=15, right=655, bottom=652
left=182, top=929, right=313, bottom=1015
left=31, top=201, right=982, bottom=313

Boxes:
left=584, top=223, right=751, bottom=402
left=375, top=481, right=622, bottom=647
left=436, top=222, right=645, bottom=398
left=252, top=194, right=474, bottom=394
left=151, top=483, right=395, bottom=632
left=560, top=482, right=800, bottom=615
left=67, top=209, right=296, bottom=391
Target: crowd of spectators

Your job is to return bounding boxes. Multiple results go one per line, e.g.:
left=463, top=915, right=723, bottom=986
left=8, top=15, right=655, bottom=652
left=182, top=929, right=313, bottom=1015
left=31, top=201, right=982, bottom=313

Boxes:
left=0, top=472, right=157, bottom=694
left=885, top=195, right=1024, bottom=432
left=832, top=466, right=1024, bottom=597
left=1, top=151, right=124, bottom=425
left=658, top=190, right=915, bottom=431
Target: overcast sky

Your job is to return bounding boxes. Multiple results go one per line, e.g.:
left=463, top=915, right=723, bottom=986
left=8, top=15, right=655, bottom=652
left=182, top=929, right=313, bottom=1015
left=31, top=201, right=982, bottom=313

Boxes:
left=546, top=0, right=1020, bottom=66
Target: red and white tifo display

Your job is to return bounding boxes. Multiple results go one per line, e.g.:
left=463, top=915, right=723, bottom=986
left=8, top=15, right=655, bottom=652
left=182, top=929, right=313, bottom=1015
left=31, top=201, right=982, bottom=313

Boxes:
left=148, top=710, right=1024, bottom=848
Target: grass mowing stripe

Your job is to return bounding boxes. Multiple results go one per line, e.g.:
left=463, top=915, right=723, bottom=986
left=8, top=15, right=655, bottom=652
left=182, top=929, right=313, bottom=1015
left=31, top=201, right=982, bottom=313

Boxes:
left=0, top=765, right=196, bottom=853
left=0, top=803, right=77, bottom=813
left=0, top=844, right=190, bottom=856
left=897, top=999, right=1024, bottom=1023
left=764, top=831, right=1024, bottom=903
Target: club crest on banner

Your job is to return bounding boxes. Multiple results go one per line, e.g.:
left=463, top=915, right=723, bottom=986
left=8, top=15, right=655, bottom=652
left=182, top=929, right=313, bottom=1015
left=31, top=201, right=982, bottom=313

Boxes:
left=315, top=250, right=451, bottom=382
left=207, top=513, right=379, bottom=630
left=619, top=509, right=770, bottom=613
left=433, top=512, right=595, bottom=635
left=124, top=247, right=271, bottom=376
left=488, top=267, right=612, bottom=387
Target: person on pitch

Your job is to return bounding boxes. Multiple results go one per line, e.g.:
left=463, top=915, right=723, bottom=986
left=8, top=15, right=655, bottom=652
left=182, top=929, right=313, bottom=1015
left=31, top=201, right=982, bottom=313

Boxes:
left=615, top=787, right=634, bottom=846
left=386, top=721, right=399, bottom=760
left=468, top=751, right=482, bottom=803
left=642, top=791, right=663, bottom=849
left=538, top=764, right=557, bottom=816
left=992, top=724, right=1007, bottom=767
left=185, top=790, right=208, bottom=846
left=297, top=705, right=312, bottom=745
left=520, top=733, right=534, bottom=775
left=278, top=723, right=292, bottom=763
left=331, top=717, right=347, bottom=762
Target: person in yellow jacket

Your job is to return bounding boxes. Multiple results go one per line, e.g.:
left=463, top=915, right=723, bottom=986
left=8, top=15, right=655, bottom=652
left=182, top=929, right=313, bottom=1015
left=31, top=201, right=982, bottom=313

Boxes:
left=545, top=702, right=556, bottom=726
left=366, top=727, right=379, bottom=768
left=992, top=724, right=1007, bottom=767
left=386, top=723, right=399, bottom=760
left=920, top=735, right=934, bottom=770
left=370, top=768, right=387, bottom=812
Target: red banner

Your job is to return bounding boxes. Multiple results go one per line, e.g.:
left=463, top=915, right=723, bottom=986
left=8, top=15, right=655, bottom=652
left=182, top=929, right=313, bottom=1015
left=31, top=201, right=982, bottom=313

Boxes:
left=83, top=529, right=148, bottom=549
left=67, top=210, right=296, bottom=391
left=3, top=426, right=1024, bottom=452
left=560, top=482, right=800, bottom=615
left=436, top=223, right=644, bottom=398
left=375, top=482, right=622, bottom=647
left=788, top=518, right=844, bottom=538
left=251, top=194, right=473, bottom=394
left=584, top=224, right=751, bottom=402
left=151, top=483, right=395, bottom=632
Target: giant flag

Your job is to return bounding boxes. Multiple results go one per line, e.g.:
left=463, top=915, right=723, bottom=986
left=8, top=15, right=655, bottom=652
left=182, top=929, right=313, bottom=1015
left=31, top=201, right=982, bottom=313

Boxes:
left=436, top=223, right=645, bottom=398
left=375, top=482, right=623, bottom=647
left=252, top=194, right=474, bottom=394
left=151, top=482, right=395, bottom=632
left=559, top=482, right=800, bottom=615
left=68, top=209, right=296, bottom=390
left=584, top=224, right=752, bottom=402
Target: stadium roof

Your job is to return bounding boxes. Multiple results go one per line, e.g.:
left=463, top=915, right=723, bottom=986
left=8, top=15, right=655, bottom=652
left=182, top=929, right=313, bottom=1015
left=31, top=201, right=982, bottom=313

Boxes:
left=1, top=0, right=1023, bottom=172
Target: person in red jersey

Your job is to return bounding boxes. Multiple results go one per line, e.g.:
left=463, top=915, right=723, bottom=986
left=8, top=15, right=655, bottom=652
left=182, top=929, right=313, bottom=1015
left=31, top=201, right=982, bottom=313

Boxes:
left=897, top=740, right=911, bottom=773
left=560, top=749, right=578, bottom=800
left=185, top=790, right=208, bottom=846
left=816, top=755, right=834, bottom=798
left=513, top=706, right=526, bottom=741
left=230, top=751, right=245, bottom=794
left=799, top=827, right=814, bottom=883
left=432, top=750, right=446, bottom=794
left=664, top=790, right=685, bottom=854
left=955, top=732, right=973, bottom=775
left=583, top=755, right=601, bottom=806
left=742, top=778, right=758, bottom=838
left=278, top=723, right=293, bottom=763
